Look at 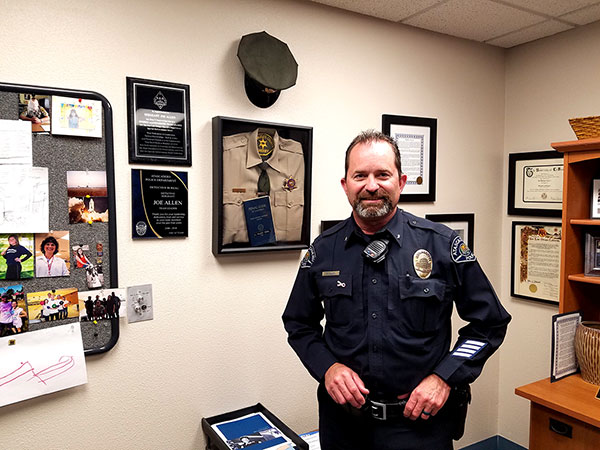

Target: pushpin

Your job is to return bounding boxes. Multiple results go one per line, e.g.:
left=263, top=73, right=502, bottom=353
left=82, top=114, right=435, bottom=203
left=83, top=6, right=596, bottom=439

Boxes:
left=93, top=320, right=97, bottom=324
left=86, top=194, right=90, bottom=198
left=78, top=98, right=82, bottom=103
left=88, top=220, right=93, bottom=225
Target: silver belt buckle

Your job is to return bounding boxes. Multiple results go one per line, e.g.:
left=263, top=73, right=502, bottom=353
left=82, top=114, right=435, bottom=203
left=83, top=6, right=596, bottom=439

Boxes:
left=370, top=400, right=387, bottom=420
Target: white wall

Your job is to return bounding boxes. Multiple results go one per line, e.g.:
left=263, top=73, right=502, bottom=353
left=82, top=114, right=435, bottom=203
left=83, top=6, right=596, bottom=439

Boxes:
left=0, top=1, right=508, bottom=448
left=500, top=20, right=600, bottom=446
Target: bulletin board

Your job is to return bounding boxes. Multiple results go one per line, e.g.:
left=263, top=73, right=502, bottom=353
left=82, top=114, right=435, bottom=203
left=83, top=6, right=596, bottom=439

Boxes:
left=0, top=82, right=118, bottom=355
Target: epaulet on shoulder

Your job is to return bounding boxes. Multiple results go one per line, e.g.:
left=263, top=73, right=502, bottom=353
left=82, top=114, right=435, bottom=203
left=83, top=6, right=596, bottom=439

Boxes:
left=320, top=219, right=348, bottom=238
left=279, top=137, right=303, bottom=154
left=405, top=212, right=453, bottom=238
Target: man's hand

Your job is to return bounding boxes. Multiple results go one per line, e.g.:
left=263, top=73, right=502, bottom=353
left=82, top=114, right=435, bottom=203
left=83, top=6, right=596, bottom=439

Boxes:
left=324, top=362, right=369, bottom=408
left=401, top=374, right=450, bottom=421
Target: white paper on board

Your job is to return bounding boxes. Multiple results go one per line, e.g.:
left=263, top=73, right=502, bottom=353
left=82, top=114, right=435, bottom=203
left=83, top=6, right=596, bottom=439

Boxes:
left=0, top=322, right=88, bottom=407
left=0, top=119, right=33, bottom=165
left=0, top=166, right=49, bottom=233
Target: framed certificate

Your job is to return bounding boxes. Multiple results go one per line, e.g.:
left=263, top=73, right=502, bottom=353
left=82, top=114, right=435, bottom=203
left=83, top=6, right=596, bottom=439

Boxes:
left=511, top=222, right=562, bottom=304
left=127, top=77, right=191, bottom=166
left=508, top=150, right=563, bottom=217
left=382, top=114, right=437, bottom=202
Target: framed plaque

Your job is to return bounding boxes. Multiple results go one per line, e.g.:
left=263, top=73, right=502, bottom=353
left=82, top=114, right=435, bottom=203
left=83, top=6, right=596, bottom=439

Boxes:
left=508, top=150, right=563, bottom=217
left=212, top=116, right=312, bottom=255
left=127, top=77, right=191, bottom=166
left=382, top=114, right=437, bottom=202
left=511, top=221, right=562, bottom=304
left=584, top=231, right=600, bottom=276
left=131, top=169, right=188, bottom=238
left=425, top=213, right=474, bottom=251
left=591, top=179, right=600, bottom=219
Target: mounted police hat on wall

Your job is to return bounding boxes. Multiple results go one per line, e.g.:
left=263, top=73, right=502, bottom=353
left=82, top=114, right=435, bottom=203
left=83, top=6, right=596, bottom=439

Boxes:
left=237, top=31, right=298, bottom=108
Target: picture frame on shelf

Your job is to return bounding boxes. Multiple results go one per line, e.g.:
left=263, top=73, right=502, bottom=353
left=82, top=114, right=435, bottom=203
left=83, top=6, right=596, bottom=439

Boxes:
left=511, top=221, right=562, bottom=305
left=584, top=231, right=600, bottom=276
left=382, top=114, right=437, bottom=202
left=212, top=116, right=312, bottom=255
left=425, top=213, right=474, bottom=251
left=507, top=150, right=563, bottom=217
left=591, top=179, right=600, bottom=219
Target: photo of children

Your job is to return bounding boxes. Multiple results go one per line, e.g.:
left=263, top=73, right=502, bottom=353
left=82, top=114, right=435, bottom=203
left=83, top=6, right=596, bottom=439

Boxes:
left=51, top=96, right=102, bottom=138
left=78, top=288, right=125, bottom=322
left=0, top=234, right=34, bottom=280
left=18, top=93, right=50, bottom=133
left=67, top=171, right=109, bottom=224
left=34, top=232, right=70, bottom=278
left=0, top=285, right=27, bottom=337
left=26, top=288, right=78, bottom=324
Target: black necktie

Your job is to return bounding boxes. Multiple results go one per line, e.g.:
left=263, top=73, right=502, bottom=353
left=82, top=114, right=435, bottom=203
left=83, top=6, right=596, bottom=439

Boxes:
left=258, top=162, right=270, bottom=196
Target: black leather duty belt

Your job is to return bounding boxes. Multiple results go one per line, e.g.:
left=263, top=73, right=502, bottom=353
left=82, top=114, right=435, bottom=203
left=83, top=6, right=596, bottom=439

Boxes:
left=366, top=398, right=407, bottom=421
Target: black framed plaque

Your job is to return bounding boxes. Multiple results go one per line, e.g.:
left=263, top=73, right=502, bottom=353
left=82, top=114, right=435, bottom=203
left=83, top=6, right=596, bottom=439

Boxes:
left=131, top=169, right=188, bottom=238
left=127, top=77, right=191, bottom=166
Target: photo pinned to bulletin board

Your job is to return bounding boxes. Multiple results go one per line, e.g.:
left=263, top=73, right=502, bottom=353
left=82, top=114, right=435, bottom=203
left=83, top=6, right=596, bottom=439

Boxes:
left=51, top=96, right=103, bottom=138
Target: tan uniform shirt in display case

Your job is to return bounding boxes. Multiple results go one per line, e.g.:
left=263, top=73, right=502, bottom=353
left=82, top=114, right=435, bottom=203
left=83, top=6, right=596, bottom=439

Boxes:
left=222, top=128, right=304, bottom=245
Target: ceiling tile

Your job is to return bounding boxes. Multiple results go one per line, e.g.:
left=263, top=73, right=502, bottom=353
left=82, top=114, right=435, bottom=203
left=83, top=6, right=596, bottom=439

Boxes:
left=497, top=0, right=599, bottom=17
left=485, top=19, right=574, bottom=47
left=403, top=0, right=545, bottom=42
left=560, top=3, right=600, bottom=24
left=309, top=0, right=445, bottom=22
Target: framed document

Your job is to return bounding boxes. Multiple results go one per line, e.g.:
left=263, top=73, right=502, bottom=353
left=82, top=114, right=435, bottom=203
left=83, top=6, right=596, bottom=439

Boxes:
left=127, top=77, right=191, bottom=166
left=212, top=116, right=312, bottom=255
left=551, top=311, right=581, bottom=382
left=584, top=231, right=600, bottom=276
left=425, top=213, right=474, bottom=251
left=382, top=114, right=437, bottom=202
left=511, top=222, right=562, bottom=304
left=591, top=179, right=600, bottom=219
left=508, top=150, right=563, bottom=217
left=131, top=169, right=188, bottom=238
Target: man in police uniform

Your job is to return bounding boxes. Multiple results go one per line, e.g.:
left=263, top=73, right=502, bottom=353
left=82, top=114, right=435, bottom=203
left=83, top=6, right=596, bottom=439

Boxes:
left=282, top=130, right=511, bottom=450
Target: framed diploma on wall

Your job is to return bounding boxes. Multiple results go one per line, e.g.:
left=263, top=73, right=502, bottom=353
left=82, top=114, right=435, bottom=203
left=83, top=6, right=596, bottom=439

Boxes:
left=508, top=150, right=563, bottom=217
left=511, top=222, right=562, bottom=304
left=382, top=114, right=437, bottom=202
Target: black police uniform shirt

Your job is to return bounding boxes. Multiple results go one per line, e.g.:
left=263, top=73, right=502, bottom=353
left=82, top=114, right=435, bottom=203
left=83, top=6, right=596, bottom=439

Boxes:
left=282, top=209, right=511, bottom=398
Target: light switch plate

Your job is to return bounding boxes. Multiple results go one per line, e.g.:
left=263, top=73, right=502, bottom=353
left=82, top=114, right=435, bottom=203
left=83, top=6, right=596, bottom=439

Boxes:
left=126, top=284, right=153, bottom=323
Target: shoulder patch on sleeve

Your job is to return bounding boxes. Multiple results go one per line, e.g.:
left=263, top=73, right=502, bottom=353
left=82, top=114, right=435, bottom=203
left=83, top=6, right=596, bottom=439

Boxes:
left=451, top=236, right=476, bottom=263
left=300, top=245, right=316, bottom=269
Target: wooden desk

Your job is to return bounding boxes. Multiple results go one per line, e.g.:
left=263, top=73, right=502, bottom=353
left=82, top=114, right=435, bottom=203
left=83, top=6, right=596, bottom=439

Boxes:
left=515, top=374, right=600, bottom=449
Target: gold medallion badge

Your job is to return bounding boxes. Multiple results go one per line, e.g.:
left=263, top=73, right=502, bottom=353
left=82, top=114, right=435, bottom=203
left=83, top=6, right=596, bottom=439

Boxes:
left=413, top=249, right=433, bottom=279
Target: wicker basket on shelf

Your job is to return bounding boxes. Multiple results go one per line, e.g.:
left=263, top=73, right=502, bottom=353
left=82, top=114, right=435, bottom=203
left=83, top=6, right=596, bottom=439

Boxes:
left=569, top=116, right=600, bottom=139
left=574, top=321, right=600, bottom=385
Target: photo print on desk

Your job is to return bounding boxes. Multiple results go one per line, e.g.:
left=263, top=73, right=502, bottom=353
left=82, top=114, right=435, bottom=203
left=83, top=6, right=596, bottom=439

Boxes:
left=67, top=171, right=109, bottom=224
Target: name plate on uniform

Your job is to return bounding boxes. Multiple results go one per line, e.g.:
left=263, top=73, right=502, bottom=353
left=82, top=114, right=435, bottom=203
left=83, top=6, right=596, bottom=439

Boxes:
left=243, top=196, right=276, bottom=246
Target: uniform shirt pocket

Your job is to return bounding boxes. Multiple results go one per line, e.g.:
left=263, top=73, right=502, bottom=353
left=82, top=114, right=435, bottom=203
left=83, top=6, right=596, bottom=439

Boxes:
left=315, top=274, right=354, bottom=327
left=396, top=276, right=448, bottom=335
